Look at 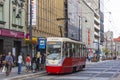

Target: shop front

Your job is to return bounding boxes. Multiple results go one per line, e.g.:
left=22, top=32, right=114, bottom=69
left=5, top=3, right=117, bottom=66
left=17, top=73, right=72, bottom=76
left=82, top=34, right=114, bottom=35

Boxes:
left=0, top=28, right=24, bottom=58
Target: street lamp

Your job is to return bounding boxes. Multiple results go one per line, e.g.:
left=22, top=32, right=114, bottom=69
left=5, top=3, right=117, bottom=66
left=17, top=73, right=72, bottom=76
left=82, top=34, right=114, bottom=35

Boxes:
left=16, top=14, right=21, bottom=25
left=58, top=24, right=63, bottom=37
left=29, top=0, right=32, bottom=58
left=56, top=18, right=70, bottom=37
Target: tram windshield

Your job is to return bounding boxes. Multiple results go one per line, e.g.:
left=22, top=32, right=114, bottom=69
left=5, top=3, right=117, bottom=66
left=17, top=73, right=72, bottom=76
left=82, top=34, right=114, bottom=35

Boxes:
left=47, top=41, right=61, bottom=60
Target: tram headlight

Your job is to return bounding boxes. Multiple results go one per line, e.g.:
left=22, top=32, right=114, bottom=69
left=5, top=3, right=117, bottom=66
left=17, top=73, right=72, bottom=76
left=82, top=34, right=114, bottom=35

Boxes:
left=46, top=59, right=49, bottom=66
left=57, top=59, right=63, bottom=66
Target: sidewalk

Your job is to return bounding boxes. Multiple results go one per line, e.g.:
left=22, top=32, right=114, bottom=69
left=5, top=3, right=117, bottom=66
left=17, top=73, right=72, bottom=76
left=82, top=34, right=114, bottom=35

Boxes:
left=86, top=59, right=114, bottom=65
left=0, top=66, right=45, bottom=80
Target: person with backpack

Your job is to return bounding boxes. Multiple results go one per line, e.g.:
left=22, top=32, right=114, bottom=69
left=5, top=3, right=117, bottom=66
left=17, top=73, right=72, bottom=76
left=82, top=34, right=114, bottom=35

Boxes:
left=5, top=52, right=13, bottom=76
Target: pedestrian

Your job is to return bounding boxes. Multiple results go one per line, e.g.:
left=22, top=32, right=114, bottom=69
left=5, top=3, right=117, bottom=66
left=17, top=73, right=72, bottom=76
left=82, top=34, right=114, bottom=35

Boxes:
left=36, top=58, right=39, bottom=71
left=32, top=55, right=37, bottom=73
left=12, top=54, right=16, bottom=67
left=25, top=54, right=31, bottom=72
left=87, top=55, right=91, bottom=62
left=36, top=53, right=40, bottom=71
left=41, top=54, right=45, bottom=70
left=0, top=54, right=2, bottom=70
left=1, top=54, right=6, bottom=71
left=5, top=52, right=13, bottom=76
left=17, top=52, right=23, bottom=74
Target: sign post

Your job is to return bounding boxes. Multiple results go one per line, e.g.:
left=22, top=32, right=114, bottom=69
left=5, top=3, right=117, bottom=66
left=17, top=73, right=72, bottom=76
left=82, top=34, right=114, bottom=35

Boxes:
left=38, top=37, right=46, bottom=53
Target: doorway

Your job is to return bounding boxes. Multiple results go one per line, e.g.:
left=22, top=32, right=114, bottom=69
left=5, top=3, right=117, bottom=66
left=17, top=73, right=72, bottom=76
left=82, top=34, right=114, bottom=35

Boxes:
left=14, top=41, right=21, bottom=61
left=0, top=39, right=3, bottom=54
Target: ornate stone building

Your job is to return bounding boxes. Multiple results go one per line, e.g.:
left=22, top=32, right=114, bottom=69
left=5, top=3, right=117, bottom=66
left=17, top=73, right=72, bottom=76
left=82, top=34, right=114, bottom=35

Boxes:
left=0, top=0, right=25, bottom=56
left=26, top=0, right=65, bottom=38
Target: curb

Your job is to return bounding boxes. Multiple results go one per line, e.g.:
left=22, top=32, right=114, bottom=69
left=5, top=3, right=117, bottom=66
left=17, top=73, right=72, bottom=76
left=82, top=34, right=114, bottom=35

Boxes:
left=3, top=71, right=46, bottom=80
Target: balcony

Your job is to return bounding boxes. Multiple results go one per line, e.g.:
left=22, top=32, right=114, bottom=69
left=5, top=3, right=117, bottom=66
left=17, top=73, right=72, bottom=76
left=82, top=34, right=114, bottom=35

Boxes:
left=0, top=20, right=6, bottom=24
left=94, top=24, right=100, bottom=31
left=94, top=17, right=100, bottom=25
left=94, top=32, right=99, bottom=37
left=0, top=20, right=6, bottom=28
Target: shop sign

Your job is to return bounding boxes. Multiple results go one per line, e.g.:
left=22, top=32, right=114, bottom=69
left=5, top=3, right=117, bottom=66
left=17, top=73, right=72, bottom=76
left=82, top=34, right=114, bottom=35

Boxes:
left=0, top=29, right=24, bottom=38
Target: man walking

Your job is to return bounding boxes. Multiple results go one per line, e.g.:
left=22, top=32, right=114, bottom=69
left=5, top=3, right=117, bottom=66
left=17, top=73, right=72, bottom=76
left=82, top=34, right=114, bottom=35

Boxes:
left=5, top=52, right=13, bottom=76
left=18, top=52, right=23, bottom=74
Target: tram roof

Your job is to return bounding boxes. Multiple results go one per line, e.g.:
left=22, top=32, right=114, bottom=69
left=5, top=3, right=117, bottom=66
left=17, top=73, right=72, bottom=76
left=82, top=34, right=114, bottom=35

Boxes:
left=47, top=37, right=85, bottom=45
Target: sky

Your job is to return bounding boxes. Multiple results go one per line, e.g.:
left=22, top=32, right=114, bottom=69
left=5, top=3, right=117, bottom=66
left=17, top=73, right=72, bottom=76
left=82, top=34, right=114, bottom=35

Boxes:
left=104, top=0, right=120, bottom=38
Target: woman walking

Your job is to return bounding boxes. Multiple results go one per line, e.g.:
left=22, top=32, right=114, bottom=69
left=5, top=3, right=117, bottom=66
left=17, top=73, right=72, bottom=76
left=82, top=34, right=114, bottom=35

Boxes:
left=25, top=54, right=31, bottom=72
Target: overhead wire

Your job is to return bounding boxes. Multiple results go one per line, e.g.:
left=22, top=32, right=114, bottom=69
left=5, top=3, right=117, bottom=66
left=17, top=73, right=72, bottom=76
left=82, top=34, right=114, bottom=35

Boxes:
left=100, top=0, right=116, bottom=31
left=101, top=0, right=120, bottom=37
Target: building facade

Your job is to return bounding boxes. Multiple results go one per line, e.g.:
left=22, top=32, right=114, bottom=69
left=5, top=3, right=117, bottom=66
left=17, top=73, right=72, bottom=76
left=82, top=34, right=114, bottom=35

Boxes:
left=25, top=0, right=102, bottom=57
left=80, top=0, right=94, bottom=56
left=104, top=31, right=114, bottom=55
left=99, top=0, right=104, bottom=46
left=114, top=36, right=120, bottom=57
left=26, top=0, right=65, bottom=38
left=0, top=0, right=25, bottom=56
left=84, top=0, right=100, bottom=54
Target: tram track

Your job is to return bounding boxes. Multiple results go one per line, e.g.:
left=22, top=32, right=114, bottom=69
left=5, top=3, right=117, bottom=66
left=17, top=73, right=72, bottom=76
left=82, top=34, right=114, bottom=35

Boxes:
left=35, top=74, right=63, bottom=80
left=19, top=73, right=48, bottom=80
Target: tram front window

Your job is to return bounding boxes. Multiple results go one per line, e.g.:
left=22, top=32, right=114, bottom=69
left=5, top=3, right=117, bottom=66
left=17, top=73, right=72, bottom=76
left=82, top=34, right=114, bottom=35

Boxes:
left=47, top=42, right=61, bottom=60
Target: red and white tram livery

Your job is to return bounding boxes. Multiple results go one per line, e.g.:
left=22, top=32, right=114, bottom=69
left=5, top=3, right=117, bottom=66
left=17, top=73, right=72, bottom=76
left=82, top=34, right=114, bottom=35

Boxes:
left=46, top=37, right=87, bottom=74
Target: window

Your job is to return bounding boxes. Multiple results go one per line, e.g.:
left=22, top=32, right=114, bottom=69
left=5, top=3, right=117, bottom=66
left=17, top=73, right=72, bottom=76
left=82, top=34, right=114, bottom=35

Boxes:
left=12, top=8, right=16, bottom=24
left=80, top=44, right=82, bottom=57
left=0, top=5, right=4, bottom=21
left=18, top=13, right=22, bottom=26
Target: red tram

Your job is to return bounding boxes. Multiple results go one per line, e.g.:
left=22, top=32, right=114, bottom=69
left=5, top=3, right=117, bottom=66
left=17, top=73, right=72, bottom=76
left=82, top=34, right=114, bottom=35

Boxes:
left=46, top=37, right=87, bottom=74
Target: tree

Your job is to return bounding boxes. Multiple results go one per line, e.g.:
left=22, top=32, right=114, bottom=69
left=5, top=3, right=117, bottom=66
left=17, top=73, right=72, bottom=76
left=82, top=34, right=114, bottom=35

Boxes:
left=102, top=48, right=110, bottom=57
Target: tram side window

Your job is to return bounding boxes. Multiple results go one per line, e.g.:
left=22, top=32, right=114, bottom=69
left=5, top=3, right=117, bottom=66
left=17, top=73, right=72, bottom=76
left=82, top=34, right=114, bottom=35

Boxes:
left=63, top=42, right=67, bottom=57
left=72, top=43, right=75, bottom=58
left=83, top=45, right=87, bottom=57
left=83, top=45, right=86, bottom=57
left=74, top=43, right=77, bottom=58
left=83, top=45, right=85, bottom=57
left=70, top=48, right=72, bottom=57
left=69, top=43, right=73, bottom=57
left=74, top=43, right=79, bottom=58
left=79, top=44, right=82, bottom=58
left=81, top=45, right=83, bottom=57
left=79, top=45, right=81, bottom=57
left=63, top=42, right=71, bottom=58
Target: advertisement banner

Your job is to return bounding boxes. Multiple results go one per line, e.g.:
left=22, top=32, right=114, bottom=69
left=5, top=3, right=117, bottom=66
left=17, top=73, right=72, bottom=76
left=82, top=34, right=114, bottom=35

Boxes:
left=28, top=0, right=37, bottom=26
left=67, top=0, right=81, bottom=40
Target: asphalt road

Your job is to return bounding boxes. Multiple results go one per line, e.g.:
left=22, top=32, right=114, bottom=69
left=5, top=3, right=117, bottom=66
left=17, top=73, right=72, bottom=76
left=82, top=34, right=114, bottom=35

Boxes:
left=2, top=60, right=120, bottom=80
left=24, top=60, right=120, bottom=80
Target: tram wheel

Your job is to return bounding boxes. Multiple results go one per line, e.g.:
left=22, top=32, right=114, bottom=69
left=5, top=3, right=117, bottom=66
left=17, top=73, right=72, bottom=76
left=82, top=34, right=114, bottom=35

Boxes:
left=82, top=65, right=86, bottom=68
left=72, top=67, right=76, bottom=72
